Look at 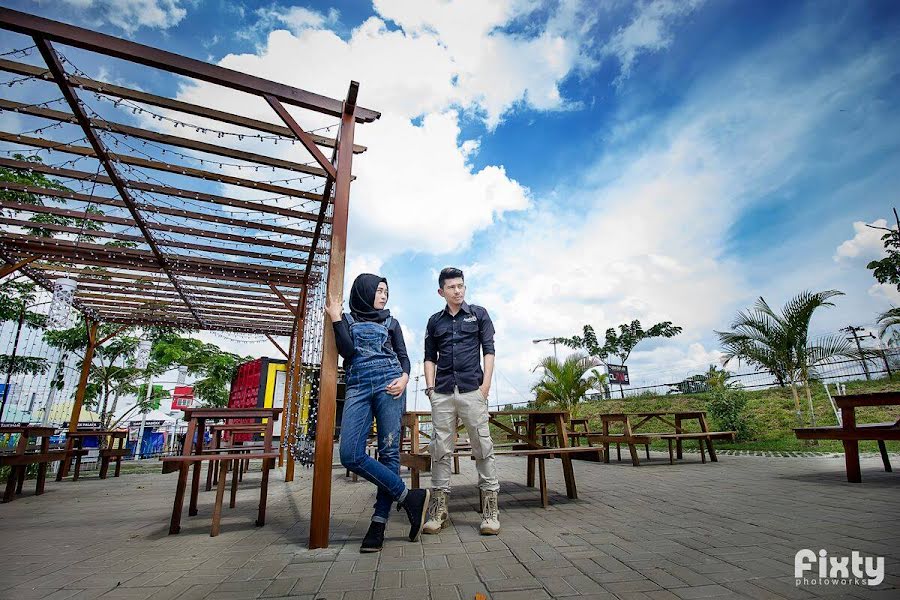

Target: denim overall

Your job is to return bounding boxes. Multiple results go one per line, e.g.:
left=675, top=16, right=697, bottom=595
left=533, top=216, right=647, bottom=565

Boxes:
left=338, top=314, right=407, bottom=523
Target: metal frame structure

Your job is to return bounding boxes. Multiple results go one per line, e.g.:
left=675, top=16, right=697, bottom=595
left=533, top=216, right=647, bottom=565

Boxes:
left=0, top=9, right=378, bottom=548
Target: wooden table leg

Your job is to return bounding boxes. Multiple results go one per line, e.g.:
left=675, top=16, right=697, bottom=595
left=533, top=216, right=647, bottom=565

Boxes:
left=169, top=464, right=189, bottom=534
left=256, top=457, right=271, bottom=527
left=622, top=417, right=641, bottom=467
left=878, top=441, right=892, bottom=472
left=698, top=413, right=718, bottom=462
left=114, top=457, right=122, bottom=477
left=99, top=455, right=110, bottom=479
left=841, top=407, right=861, bottom=483
left=36, top=462, right=48, bottom=495
left=645, top=444, right=650, bottom=460
left=555, top=414, right=577, bottom=499
left=602, top=419, right=611, bottom=464
left=36, top=434, right=50, bottom=495
left=230, top=459, right=240, bottom=508
left=73, top=450, right=82, bottom=481
left=16, top=465, right=26, bottom=494
left=3, top=468, right=17, bottom=502
left=526, top=416, right=536, bottom=487
left=675, top=416, right=684, bottom=459
left=538, top=457, right=548, bottom=508
left=699, top=439, right=707, bottom=464
left=667, top=439, right=674, bottom=465
left=211, top=461, right=228, bottom=537
left=59, top=437, right=72, bottom=479
left=188, top=419, right=205, bottom=516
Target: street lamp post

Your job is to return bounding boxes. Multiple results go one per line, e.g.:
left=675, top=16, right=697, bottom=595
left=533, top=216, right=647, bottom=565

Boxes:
left=532, top=337, right=560, bottom=359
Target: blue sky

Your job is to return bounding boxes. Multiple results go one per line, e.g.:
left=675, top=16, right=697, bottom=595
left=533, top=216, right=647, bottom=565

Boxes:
left=4, top=0, right=900, bottom=407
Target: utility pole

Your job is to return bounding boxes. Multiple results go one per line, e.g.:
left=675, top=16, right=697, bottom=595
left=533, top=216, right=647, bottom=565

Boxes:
left=842, top=326, right=874, bottom=381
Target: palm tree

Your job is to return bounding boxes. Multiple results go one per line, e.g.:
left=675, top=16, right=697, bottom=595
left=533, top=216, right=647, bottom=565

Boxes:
left=716, top=290, right=861, bottom=426
left=876, top=307, right=900, bottom=342
left=531, top=353, right=606, bottom=418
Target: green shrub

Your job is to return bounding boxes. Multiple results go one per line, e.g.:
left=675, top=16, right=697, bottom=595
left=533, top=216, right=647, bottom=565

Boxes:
left=705, top=386, right=752, bottom=440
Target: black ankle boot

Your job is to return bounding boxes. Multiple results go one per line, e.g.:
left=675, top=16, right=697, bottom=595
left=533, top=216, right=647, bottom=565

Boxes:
left=397, top=488, right=430, bottom=542
left=360, top=521, right=385, bottom=553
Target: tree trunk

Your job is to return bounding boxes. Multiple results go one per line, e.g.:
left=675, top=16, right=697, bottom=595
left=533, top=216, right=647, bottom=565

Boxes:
left=803, top=377, right=818, bottom=445
left=789, top=377, right=803, bottom=426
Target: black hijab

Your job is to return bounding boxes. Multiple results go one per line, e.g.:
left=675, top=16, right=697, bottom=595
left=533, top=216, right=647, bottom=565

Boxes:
left=349, top=273, right=391, bottom=322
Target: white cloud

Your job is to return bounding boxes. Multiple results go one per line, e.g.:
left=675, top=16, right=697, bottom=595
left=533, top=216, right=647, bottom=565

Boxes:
left=868, top=282, right=900, bottom=305
left=164, top=3, right=590, bottom=257
left=49, top=0, right=188, bottom=34
left=243, top=4, right=341, bottom=40
left=465, top=19, right=898, bottom=397
left=834, top=219, right=889, bottom=262
left=603, top=0, right=705, bottom=83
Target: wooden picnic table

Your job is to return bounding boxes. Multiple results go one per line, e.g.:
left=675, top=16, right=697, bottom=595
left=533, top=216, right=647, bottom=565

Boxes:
left=401, top=409, right=600, bottom=507
left=58, top=430, right=128, bottom=481
left=590, top=411, right=735, bottom=467
left=161, top=407, right=281, bottom=536
left=795, top=392, right=900, bottom=482
left=1, top=425, right=61, bottom=502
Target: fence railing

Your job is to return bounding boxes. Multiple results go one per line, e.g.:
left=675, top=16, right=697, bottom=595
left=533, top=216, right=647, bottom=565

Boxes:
left=497, top=349, right=899, bottom=410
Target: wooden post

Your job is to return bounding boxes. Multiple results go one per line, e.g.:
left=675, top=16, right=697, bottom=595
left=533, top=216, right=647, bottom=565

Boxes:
left=69, top=319, right=98, bottom=433
left=309, top=91, right=356, bottom=550
left=284, top=290, right=307, bottom=481
left=278, top=333, right=295, bottom=468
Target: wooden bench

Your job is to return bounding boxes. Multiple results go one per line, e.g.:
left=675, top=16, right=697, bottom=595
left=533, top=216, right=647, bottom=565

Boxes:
left=586, top=431, right=735, bottom=465
left=795, top=420, right=898, bottom=476
left=1, top=450, right=67, bottom=501
left=794, top=392, right=900, bottom=482
left=404, top=446, right=600, bottom=507
left=161, top=452, right=279, bottom=536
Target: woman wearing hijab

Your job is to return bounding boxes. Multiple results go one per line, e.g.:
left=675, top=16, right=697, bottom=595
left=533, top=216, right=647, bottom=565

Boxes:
left=326, top=273, right=430, bottom=552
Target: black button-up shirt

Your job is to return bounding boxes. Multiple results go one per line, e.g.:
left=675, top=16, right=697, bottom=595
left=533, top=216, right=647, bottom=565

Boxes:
left=424, top=302, right=495, bottom=393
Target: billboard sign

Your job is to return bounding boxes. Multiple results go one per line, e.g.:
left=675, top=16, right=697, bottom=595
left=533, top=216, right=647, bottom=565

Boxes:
left=608, top=364, right=630, bottom=385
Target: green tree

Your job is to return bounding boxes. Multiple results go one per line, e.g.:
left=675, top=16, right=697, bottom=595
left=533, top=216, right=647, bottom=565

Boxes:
left=716, top=290, right=864, bottom=426
left=531, top=353, right=606, bottom=418
left=866, top=208, right=900, bottom=291
left=43, top=318, right=144, bottom=428
left=553, top=319, right=682, bottom=395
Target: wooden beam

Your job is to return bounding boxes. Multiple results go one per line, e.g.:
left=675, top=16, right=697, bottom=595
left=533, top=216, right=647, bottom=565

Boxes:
left=266, top=95, right=337, bottom=180
left=309, top=86, right=357, bottom=549
left=0, top=256, right=36, bottom=278
left=69, top=319, right=98, bottom=432
left=0, top=60, right=368, bottom=152
left=0, top=8, right=380, bottom=121
left=267, top=283, right=297, bottom=315
left=0, top=127, right=336, bottom=200
left=35, top=37, right=205, bottom=327
left=265, top=334, right=288, bottom=359
left=0, top=216, right=318, bottom=266
left=0, top=158, right=330, bottom=221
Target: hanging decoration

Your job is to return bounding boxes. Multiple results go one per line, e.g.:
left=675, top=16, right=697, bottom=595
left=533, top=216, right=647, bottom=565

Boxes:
left=135, top=339, right=152, bottom=370
left=46, top=277, right=77, bottom=330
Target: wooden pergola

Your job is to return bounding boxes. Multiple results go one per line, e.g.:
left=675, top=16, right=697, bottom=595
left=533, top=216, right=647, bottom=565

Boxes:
left=0, top=8, right=379, bottom=548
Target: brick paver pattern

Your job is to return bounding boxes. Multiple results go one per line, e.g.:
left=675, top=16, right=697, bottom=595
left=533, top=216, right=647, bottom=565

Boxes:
left=0, top=451, right=897, bottom=599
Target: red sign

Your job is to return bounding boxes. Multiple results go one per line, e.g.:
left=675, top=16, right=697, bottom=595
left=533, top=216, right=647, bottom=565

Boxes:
left=171, top=385, right=194, bottom=410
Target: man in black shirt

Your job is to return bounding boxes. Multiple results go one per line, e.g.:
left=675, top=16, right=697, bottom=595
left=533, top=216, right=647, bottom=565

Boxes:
left=422, top=267, right=500, bottom=535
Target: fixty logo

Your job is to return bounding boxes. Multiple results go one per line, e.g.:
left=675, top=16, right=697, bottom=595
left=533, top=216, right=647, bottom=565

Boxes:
left=795, top=549, right=884, bottom=586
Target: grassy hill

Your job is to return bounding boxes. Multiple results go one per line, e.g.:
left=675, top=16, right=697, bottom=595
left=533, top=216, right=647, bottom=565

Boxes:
left=561, top=376, right=900, bottom=453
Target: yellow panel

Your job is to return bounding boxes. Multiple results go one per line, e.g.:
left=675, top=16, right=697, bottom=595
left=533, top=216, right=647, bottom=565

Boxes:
left=262, top=362, right=287, bottom=423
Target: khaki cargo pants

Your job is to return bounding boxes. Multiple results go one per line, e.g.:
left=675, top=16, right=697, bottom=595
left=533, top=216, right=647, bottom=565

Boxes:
left=429, top=386, right=499, bottom=492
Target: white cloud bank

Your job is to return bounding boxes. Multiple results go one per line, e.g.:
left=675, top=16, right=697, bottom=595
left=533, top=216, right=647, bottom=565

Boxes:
left=47, top=0, right=188, bottom=34
left=834, top=219, right=888, bottom=262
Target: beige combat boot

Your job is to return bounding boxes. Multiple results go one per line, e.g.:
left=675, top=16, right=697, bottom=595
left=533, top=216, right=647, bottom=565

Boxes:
left=480, top=490, right=500, bottom=535
left=422, top=489, right=449, bottom=534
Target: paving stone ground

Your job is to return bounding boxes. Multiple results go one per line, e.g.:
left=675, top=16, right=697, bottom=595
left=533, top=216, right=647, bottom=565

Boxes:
left=1, top=451, right=897, bottom=600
